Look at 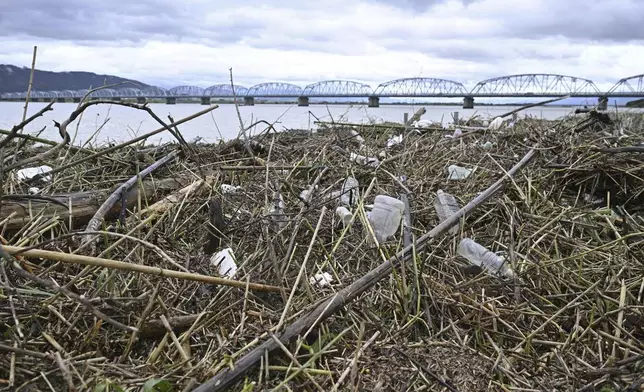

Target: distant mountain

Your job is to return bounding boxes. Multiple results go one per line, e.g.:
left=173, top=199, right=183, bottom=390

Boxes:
left=0, top=64, right=152, bottom=94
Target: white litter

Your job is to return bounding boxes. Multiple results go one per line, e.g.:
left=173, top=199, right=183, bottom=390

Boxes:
left=445, top=128, right=463, bottom=139
left=447, top=165, right=473, bottom=180
left=16, top=165, right=53, bottom=182
left=335, top=206, right=353, bottom=227
left=434, top=190, right=461, bottom=235
left=367, top=195, right=405, bottom=243
left=488, top=117, right=505, bottom=130
left=350, top=152, right=379, bottom=167
left=481, top=141, right=495, bottom=150
left=28, top=187, right=40, bottom=195
left=386, top=134, right=403, bottom=148
left=309, top=272, right=333, bottom=288
left=340, top=177, right=360, bottom=207
left=210, top=248, right=238, bottom=278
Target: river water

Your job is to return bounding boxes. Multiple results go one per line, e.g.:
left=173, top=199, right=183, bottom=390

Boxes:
left=0, top=102, right=628, bottom=146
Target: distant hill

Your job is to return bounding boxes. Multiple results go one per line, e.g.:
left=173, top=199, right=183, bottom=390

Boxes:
left=0, top=64, right=152, bottom=94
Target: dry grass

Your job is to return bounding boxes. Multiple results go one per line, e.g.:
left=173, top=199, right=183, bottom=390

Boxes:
left=1, top=102, right=643, bottom=392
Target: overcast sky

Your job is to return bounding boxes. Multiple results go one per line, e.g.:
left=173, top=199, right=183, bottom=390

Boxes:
left=0, top=0, right=642, bottom=91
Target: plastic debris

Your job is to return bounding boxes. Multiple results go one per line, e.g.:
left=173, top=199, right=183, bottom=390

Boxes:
left=16, top=165, right=53, bottom=182
left=445, top=128, right=463, bottom=139
left=488, top=117, right=505, bottom=130
left=367, top=195, right=405, bottom=243
left=350, top=152, right=379, bottom=167
left=386, top=134, right=403, bottom=148
left=457, top=238, right=516, bottom=279
left=221, top=184, right=243, bottom=194
left=309, top=272, right=333, bottom=288
left=447, top=165, right=473, bottom=180
left=268, top=188, right=287, bottom=230
left=336, top=206, right=353, bottom=227
left=210, top=247, right=238, bottom=278
left=28, top=187, right=40, bottom=195
left=340, top=177, right=360, bottom=207
left=433, top=189, right=461, bottom=235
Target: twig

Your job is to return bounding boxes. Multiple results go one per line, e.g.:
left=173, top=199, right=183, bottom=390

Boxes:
left=1, top=244, right=284, bottom=293
left=392, top=347, right=460, bottom=392
left=192, top=147, right=538, bottom=391
left=81, top=149, right=181, bottom=247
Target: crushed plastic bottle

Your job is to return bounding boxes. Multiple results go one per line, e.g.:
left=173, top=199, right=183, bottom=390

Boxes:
left=457, top=238, right=515, bottom=279
left=447, top=165, right=473, bottom=180
left=340, top=177, right=360, bottom=207
left=367, top=195, right=405, bottom=243
left=16, top=165, right=53, bottom=182
left=350, top=152, right=379, bottom=167
left=434, top=189, right=461, bottom=235
left=309, top=272, right=333, bottom=288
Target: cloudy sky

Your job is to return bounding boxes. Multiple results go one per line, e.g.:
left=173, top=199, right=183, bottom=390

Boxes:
left=0, top=0, right=642, bottom=91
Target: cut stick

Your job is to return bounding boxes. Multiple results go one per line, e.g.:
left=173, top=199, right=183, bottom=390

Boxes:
left=192, top=147, right=538, bottom=392
left=1, top=245, right=283, bottom=293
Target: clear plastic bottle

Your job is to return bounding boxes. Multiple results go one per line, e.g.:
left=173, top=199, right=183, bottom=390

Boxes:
left=340, top=177, right=360, bottom=207
left=367, top=195, right=405, bottom=243
left=434, top=189, right=460, bottom=235
left=457, top=238, right=515, bottom=279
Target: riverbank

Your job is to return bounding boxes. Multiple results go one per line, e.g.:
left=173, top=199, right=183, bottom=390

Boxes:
left=0, top=101, right=643, bottom=391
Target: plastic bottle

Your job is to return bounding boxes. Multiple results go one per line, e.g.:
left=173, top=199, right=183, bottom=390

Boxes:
left=340, top=177, right=360, bottom=207
left=456, top=238, right=515, bottom=279
left=434, top=189, right=460, bottom=235
left=367, top=195, right=405, bottom=243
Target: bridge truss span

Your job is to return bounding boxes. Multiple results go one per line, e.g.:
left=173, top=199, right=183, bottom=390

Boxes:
left=302, top=80, right=373, bottom=97
left=203, top=84, right=248, bottom=97
left=246, top=82, right=303, bottom=97
left=168, top=85, right=204, bottom=97
left=608, top=74, right=644, bottom=97
left=375, top=77, right=468, bottom=97
left=470, top=74, right=600, bottom=97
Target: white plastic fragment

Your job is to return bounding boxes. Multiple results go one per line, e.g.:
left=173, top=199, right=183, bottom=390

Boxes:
left=268, top=189, right=287, bottom=229
left=309, top=272, right=333, bottom=288
left=386, top=134, right=403, bottom=148
left=367, top=195, right=405, bottom=243
left=457, top=238, right=516, bottom=279
left=445, top=128, right=463, bottom=139
left=336, top=206, right=353, bottom=227
left=433, top=189, right=461, bottom=235
left=488, top=117, right=505, bottom=130
left=210, top=247, right=238, bottom=278
left=16, top=165, right=53, bottom=182
left=350, top=152, right=379, bottom=167
left=221, top=184, right=242, bottom=194
left=28, top=187, right=40, bottom=195
left=447, top=165, right=473, bottom=180
left=299, top=185, right=318, bottom=204
left=350, top=129, right=365, bottom=145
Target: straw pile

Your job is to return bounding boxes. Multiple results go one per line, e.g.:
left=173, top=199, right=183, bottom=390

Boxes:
left=1, top=101, right=643, bottom=392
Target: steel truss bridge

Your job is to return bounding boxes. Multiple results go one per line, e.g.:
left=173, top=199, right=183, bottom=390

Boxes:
left=2, top=73, right=643, bottom=109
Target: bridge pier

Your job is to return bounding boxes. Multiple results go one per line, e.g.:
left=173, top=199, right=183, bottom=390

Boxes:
left=368, top=96, right=379, bottom=108
left=244, top=96, right=254, bottom=106
left=137, top=97, right=146, bottom=104
left=73, top=97, right=81, bottom=103
left=200, top=97, right=211, bottom=105
left=463, top=96, right=474, bottom=109
left=598, top=96, right=608, bottom=111
left=112, top=97, right=122, bottom=101
left=56, top=97, right=66, bottom=103
left=166, top=97, right=176, bottom=105
left=298, top=96, right=309, bottom=107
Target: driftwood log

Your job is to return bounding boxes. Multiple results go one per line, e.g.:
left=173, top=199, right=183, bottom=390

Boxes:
left=1, top=173, right=201, bottom=231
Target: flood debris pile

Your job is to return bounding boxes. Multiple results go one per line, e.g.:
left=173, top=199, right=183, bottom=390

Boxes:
left=1, top=101, right=643, bottom=392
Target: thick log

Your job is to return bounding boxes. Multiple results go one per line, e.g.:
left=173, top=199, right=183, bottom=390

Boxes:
left=1, top=174, right=199, bottom=231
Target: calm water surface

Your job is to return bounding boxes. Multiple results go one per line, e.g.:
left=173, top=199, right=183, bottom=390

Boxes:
left=0, top=102, right=632, bottom=146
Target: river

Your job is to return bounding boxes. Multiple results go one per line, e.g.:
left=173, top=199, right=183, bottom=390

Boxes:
left=0, top=102, right=630, bottom=146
